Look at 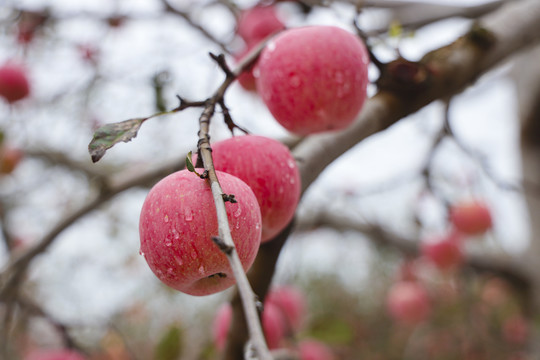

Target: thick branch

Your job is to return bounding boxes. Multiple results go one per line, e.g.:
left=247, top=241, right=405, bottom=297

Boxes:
left=294, top=0, right=540, bottom=195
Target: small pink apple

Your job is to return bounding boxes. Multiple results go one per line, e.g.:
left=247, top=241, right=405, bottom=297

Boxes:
left=256, top=26, right=369, bottom=135
left=298, top=339, right=335, bottom=360
left=212, top=302, right=286, bottom=350
left=421, top=233, right=463, bottom=271
left=386, top=281, right=431, bottom=325
left=237, top=5, right=285, bottom=46
left=266, top=285, right=307, bottom=332
left=0, top=63, right=30, bottom=103
left=139, top=169, right=262, bottom=296
left=210, top=135, right=300, bottom=242
left=450, top=200, right=492, bottom=236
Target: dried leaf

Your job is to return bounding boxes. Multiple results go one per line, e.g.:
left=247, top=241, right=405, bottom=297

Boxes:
left=88, top=117, right=145, bottom=162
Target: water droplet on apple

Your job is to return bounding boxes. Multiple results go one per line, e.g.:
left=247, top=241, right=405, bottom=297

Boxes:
left=167, top=267, right=174, bottom=275
left=289, top=177, right=295, bottom=184
left=267, top=40, right=276, bottom=52
left=173, top=254, right=183, bottom=266
left=278, top=186, right=284, bottom=194
left=190, top=250, right=197, bottom=260
left=233, top=206, right=242, bottom=218
left=164, top=215, right=169, bottom=223
left=198, top=265, right=205, bottom=275
left=184, top=207, right=193, bottom=222
left=287, top=159, right=296, bottom=168
left=139, top=250, right=145, bottom=257
left=165, top=240, right=172, bottom=247
left=289, top=74, right=301, bottom=88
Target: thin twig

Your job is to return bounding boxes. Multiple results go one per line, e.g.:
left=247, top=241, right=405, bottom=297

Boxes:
left=196, top=53, right=272, bottom=360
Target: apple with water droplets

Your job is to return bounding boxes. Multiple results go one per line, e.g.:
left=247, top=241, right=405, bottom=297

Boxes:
left=211, top=135, right=301, bottom=242
left=139, top=169, right=262, bottom=296
left=386, top=281, right=431, bottom=325
left=0, top=63, right=30, bottom=103
left=213, top=301, right=286, bottom=350
left=256, top=26, right=369, bottom=135
left=450, top=200, right=492, bottom=236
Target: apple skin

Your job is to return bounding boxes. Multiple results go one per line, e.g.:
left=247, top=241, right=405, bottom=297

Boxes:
left=298, top=340, right=335, bottom=360
left=421, top=233, right=463, bottom=271
left=213, top=302, right=286, bottom=350
left=450, top=200, right=493, bottom=236
left=139, top=169, right=262, bottom=296
left=256, top=26, right=369, bottom=135
left=266, top=285, right=306, bottom=332
left=0, top=146, right=23, bottom=174
left=211, top=135, right=300, bottom=242
left=25, top=349, right=86, bottom=360
left=237, top=5, right=285, bottom=46
left=0, top=63, right=30, bottom=103
left=386, top=281, right=431, bottom=325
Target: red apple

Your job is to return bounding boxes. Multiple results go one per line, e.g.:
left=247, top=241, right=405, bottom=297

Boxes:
left=25, top=349, right=86, bottom=360
left=210, top=135, right=300, bottom=242
left=139, top=169, right=262, bottom=296
left=256, top=26, right=369, bottom=135
left=450, top=200, right=493, bottom=236
left=298, top=339, right=335, bottom=360
left=0, top=146, right=23, bottom=174
left=421, top=233, right=463, bottom=271
left=237, top=5, right=285, bottom=46
left=266, top=285, right=306, bottom=332
left=212, top=302, right=286, bottom=350
left=0, top=63, right=30, bottom=103
left=386, top=281, right=431, bottom=325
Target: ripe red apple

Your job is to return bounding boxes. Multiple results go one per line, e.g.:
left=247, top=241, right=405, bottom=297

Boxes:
left=0, top=63, right=30, bottom=103
left=386, top=281, right=431, bottom=325
left=0, top=146, right=23, bottom=174
left=212, top=302, right=286, bottom=350
left=421, top=233, right=463, bottom=271
left=139, top=169, right=262, bottom=296
left=298, top=339, right=335, bottom=360
left=450, top=200, right=493, bottom=236
left=266, top=285, right=306, bottom=332
left=25, top=349, right=86, bottom=360
left=237, top=5, right=285, bottom=46
left=210, top=135, right=300, bottom=242
left=255, top=26, right=369, bottom=135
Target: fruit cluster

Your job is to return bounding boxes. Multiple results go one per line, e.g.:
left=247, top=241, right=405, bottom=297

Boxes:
left=386, top=199, right=493, bottom=325
left=139, top=4, right=371, bottom=297
left=139, top=135, right=301, bottom=296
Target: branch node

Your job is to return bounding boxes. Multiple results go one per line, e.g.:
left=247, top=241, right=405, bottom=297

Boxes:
left=222, top=193, right=237, bottom=203
left=210, top=52, right=234, bottom=78
left=212, top=236, right=234, bottom=255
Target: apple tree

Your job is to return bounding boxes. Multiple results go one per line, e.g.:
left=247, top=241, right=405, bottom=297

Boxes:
left=0, top=0, right=539, bottom=359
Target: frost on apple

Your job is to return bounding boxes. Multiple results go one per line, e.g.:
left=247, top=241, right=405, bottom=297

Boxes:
left=139, top=169, right=262, bottom=296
